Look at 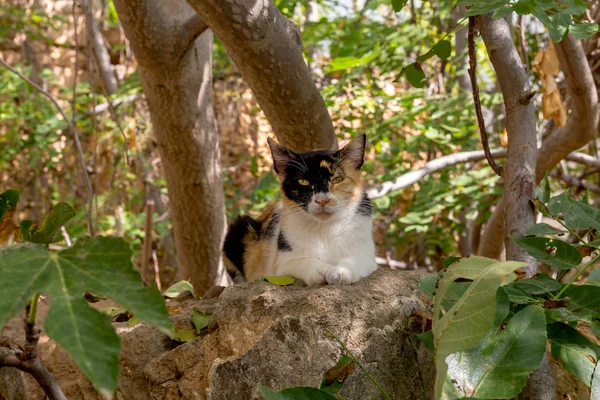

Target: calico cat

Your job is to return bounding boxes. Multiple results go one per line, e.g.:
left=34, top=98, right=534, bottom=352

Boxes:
left=223, top=134, right=377, bottom=285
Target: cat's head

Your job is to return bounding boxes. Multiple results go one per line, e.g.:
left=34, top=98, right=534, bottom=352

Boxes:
left=267, top=134, right=367, bottom=221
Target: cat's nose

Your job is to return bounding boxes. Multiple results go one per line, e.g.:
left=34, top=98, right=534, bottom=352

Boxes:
left=315, top=198, right=330, bottom=207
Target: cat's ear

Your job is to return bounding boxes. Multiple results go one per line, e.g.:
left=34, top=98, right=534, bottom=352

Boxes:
left=339, top=134, right=366, bottom=170
left=267, top=137, right=295, bottom=174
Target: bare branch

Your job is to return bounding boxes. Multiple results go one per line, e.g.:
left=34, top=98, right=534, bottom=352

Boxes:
left=468, top=16, right=504, bottom=177
left=141, top=200, right=154, bottom=285
left=0, top=58, right=94, bottom=235
left=551, top=170, right=600, bottom=193
left=85, top=93, right=142, bottom=116
left=178, top=14, right=209, bottom=55
left=566, top=151, right=600, bottom=168
left=366, top=148, right=507, bottom=199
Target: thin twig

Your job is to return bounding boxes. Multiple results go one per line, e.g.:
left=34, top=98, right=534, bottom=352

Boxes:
left=0, top=58, right=94, bottom=235
left=152, top=249, right=161, bottom=290
left=467, top=16, right=503, bottom=178
left=72, top=0, right=95, bottom=236
left=141, top=200, right=154, bottom=284
left=326, top=328, right=392, bottom=400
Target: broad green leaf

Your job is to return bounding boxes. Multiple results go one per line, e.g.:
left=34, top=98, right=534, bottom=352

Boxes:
left=548, top=13, right=572, bottom=42
left=433, top=40, right=452, bottom=60
left=28, top=202, right=76, bottom=244
left=592, top=362, right=600, bottom=399
left=446, top=305, right=547, bottom=398
left=570, top=22, right=600, bottom=39
left=0, top=189, right=19, bottom=221
left=562, top=0, right=588, bottom=15
left=100, top=307, right=126, bottom=318
left=551, top=305, right=599, bottom=324
left=536, top=175, right=551, bottom=204
left=548, top=322, right=600, bottom=386
left=525, top=223, right=566, bottom=236
left=502, top=284, right=535, bottom=304
left=514, top=274, right=560, bottom=294
left=567, top=285, right=600, bottom=313
left=533, top=7, right=554, bottom=32
left=433, top=256, right=525, bottom=399
left=320, top=355, right=354, bottom=395
left=443, top=256, right=461, bottom=268
left=391, top=0, right=409, bottom=12
left=589, top=268, right=600, bottom=286
left=536, top=0, right=558, bottom=10
left=514, top=0, right=537, bottom=15
left=192, top=309, right=211, bottom=334
left=419, top=272, right=470, bottom=311
left=19, top=220, right=33, bottom=242
left=127, top=315, right=140, bottom=326
left=493, top=5, right=514, bottom=19
left=163, top=280, right=195, bottom=298
left=263, top=275, right=296, bottom=286
left=0, top=237, right=173, bottom=398
left=548, top=191, right=570, bottom=216
left=570, top=200, right=600, bottom=231
left=465, top=0, right=510, bottom=16
left=405, top=63, right=427, bottom=88
left=512, top=236, right=582, bottom=269
left=258, top=385, right=338, bottom=400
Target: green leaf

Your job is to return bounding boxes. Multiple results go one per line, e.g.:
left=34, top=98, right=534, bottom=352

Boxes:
left=320, top=355, right=354, bottom=395
left=0, top=189, right=19, bottom=221
left=262, top=275, right=296, bottom=286
left=258, top=386, right=338, bottom=400
left=502, top=284, right=535, bottom=304
left=465, top=0, right=510, bottom=16
left=100, top=307, right=126, bottom=318
left=0, top=237, right=173, bottom=397
left=514, top=0, right=537, bottom=15
left=570, top=23, right=600, bottom=39
left=548, top=191, right=570, bottom=216
left=416, top=49, right=435, bottom=63
left=548, top=13, right=572, bottom=42
left=391, top=0, right=409, bottom=12
left=19, top=220, right=33, bottom=242
left=533, top=7, right=554, bottom=31
left=514, top=274, right=560, bottom=294
left=567, top=285, right=600, bottom=313
left=512, top=236, right=582, bottom=270
left=432, top=256, right=525, bottom=399
left=173, top=326, right=197, bottom=343
left=443, top=256, right=461, bottom=268
left=562, top=0, right=588, bottom=15
left=570, top=200, right=600, bottom=231
left=192, top=309, right=211, bottom=334
left=536, top=0, right=558, bottom=10
left=591, top=362, right=600, bottom=399
left=589, top=268, right=600, bottom=286
left=548, top=322, right=600, bottom=386
left=419, top=272, right=470, bottom=310
left=433, top=40, right=452, bottom=60
left=493, top=5, right=514, bottom=19
left=525, top=223, right=566, bottom=236
left=127, top=315, right=140, bottom=326
left=28, top=202, right=76, bottom=244
left=417, top=330, right=434, bottom=352
left=405, top=63, right=427, bottom=88
left=162, top=280, right=195, bottom=298
left=446, top=305, right=547, bottom=398
left=536, top=175, right=551, bottom=204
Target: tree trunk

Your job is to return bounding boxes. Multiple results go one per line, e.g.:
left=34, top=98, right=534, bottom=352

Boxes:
left=114, top=0, right=230, bottom=294
left=477, top=15, right=553, bottom=400
left=184, top=0, right=337, bottom=152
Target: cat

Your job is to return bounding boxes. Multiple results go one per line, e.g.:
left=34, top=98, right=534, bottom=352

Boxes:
left=222, top=134, right=377, bottom=285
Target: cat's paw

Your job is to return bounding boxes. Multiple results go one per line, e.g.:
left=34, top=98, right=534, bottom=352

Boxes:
left=305, top=266, right=328, bottom=285
left=326, top=266, right=356, bottom=285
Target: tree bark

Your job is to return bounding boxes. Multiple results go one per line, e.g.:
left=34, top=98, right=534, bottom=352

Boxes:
left=477, top=15, right=553, bottom=400
left=478, top=33, right=599, bottom=260
left=184, top=0, right=337, bottom=152
left=82, top=0, right=118, bottom=95
left=114, top=0, right=231, bottom=293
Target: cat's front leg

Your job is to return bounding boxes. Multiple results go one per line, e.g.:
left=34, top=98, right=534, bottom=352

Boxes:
left=277, top=258, right=332, bottom=285
left=326, top=256, right=377, bottom=285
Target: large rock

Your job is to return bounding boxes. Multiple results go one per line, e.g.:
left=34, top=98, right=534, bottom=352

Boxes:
left=1, top=268, right=434, bottom=400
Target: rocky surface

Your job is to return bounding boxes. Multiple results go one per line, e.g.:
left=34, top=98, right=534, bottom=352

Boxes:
left=1, top=268, right=435, bottom=400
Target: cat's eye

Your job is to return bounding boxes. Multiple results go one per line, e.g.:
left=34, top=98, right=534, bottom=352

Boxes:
left=298, top=179, right=310, bottom=186
left=331, top=176, right=344, bottom=184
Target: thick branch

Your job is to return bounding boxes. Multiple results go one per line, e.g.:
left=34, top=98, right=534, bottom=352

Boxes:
left=468, top=16, right=503, bottom=177
left=82, top=0, right=118, bottom=95
left=366, top=148, right=507, bottom=199
left=479, top=34, right=599, bottom=260
left=184, top=0, right=337, bottom=152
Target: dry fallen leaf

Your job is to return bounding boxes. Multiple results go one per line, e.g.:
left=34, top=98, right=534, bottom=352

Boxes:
left=0, top=207, right=21, bottom=247
left=533, top=43, right=566, bottom=127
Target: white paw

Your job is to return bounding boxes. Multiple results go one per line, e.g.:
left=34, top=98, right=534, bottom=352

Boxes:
left=326, top=266, right=355, bottom=285
left=305, top=266, right=328, bottom=285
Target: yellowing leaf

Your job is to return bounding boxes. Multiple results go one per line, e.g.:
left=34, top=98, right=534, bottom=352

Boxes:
left=0, top=206, right=20, bottom=247
left=500, top=128, right=508, bottom=148
left=173, top=326, right=197, bottom=342
left=262, top=275, right=296, bottom=286
left=533, top=43, right=566, bottom=127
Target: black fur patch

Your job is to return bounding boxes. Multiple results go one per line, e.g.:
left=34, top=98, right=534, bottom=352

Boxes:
left=357, top=192, right=373, bottom=217
left=223, top=215, right=261, bottom=278
left=263, top=213, right=279, bottom=239
left=278, top=231, right=292, bottom=252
